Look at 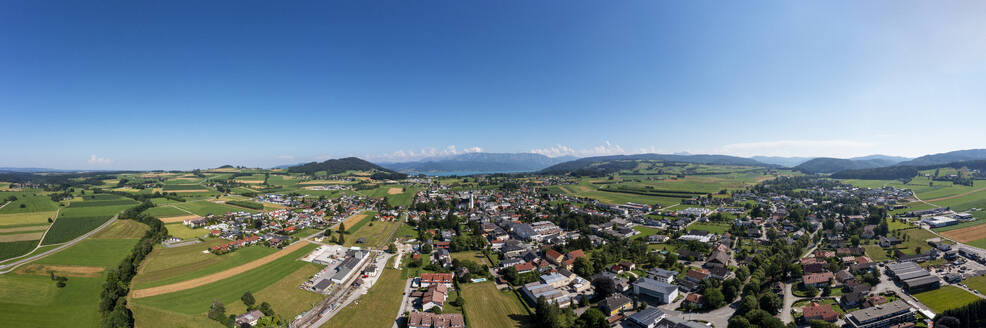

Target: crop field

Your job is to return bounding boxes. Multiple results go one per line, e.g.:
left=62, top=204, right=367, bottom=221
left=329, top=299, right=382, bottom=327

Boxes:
left=0, top=193, right=58, bottom=214
left=131, top=243, right=317, bottom=314
left=344, top=221, right=400, bottom=248
left=172, top=200, right=258, bottom=216
left=133, top=242, right=280, bottom=289
left=223, top=262, right=326, bottom=318
left=0, top=239, right=40, bottom=261
left=940, top=224, right=986, bottom=243
left=42, top=215, right=116, bottom=245
left=687, top=222, right=731, bottom=234
left=67, top=198, right=137, bottom=207
left=551, top=182, right=684, bottom=206
left=0, top=231, right=44, bottom=242
left=92, top=219, right=148, bottom=239
left=346, top=212, right=376, bottom=233
left=341, top=214, right=367, bottom=229
left=912, top=286, right=980, bottom=313
left=0, top=220, right=143, bottom=327
left=459, top=281, right=530, bottom=328
left=144, top=205, right=193, bottom=218
left=0, top=210, right=58, bottom=228
left=323, top=266, right=405, bottom=328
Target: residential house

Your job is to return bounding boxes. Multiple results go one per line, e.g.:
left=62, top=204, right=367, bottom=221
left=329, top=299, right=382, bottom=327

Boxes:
left=599, top=293, right=632, bottom=316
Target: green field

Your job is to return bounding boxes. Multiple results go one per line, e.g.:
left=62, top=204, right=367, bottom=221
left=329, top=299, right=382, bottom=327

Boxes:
left=0, top=239, right=39, bottom=261
left=887, top=228, right=939, bottom=256
left=164, top=222, right=208, bottom=239
left=323, top=265, right=405, bottom=328
left=0, top=210, right=58, bottom=227
left=43, top=216, right=116, bottom=245
left=451, top=250, right=492, bottom=266
left=172, top=200, right=258, bottom=216
left=144, top=205, right=192, bottom=218
left=67, top=199, right=137, bottom=208
left=344, top=220, right=400, bottom=249
left=961, top=275, right=986, bottom=295
left=35, top=238, right=141, bottom=267
left=132, top=243, right=317, bottom=314
left=162, top=184, right=208, bottom=191
left=355, top=185, right=420, bottom=207
left=133, top=242, right=280, bottom=289
left=631, top=226, right=664, bottom=241
left=686, top=222, right=731, bottom=234
left=92, top=219, right=149, bottom=239
left=912, top=286, right=980, bottom=313
left=224, top=262, right=326, bottom=318
left=863, top=245, right=891, bottom=262
left=0, top=192, right=59, bottom=214
left=459, top=281, right=530, bottom=328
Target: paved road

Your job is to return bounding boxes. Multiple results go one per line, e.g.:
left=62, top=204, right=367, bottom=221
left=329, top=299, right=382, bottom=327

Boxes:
left=659, top=299, right=734, bottom=328
left=0, top=214, right=118, bottom=274
left=780, top=282, right=795, bottom=324
left=393, top=278, right=413, bottom=328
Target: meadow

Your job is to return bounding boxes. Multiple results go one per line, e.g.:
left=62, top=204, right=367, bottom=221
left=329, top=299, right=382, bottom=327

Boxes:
left=912, top=286, right=980, bottom=313
left=223, top=262, right=326, bottom=318
left=131, top=243, right=317, bottom=314
left=323, top=265, right=405, bottom=328
left=459, top=281, right=530, bottom=328
left=172, top=200, right=258, bottom=216
left=0, top=210, right=58, bottom=227
left=144, top=205, right=193, bottom=218
left=164, top=222, right=208, bottom=239
left=0, top=192, right=59, bottom=214
left=344, top=220, right=400, bottom=248
left=450, top=250, right=492, bottom=266
left=133, top=243, right=280, bottom=289
left=687, top=222, right=731, bottom=234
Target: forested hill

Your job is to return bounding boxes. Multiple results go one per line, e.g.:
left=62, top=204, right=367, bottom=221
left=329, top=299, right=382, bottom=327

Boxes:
left=287, top=157, right=402, bottom=177
left=381, top=153, right=575, bottom=173
left=832, top=159, right=986, bottom=180
left=896, top=149, right=986, bottom=166
left=540, top=153, right=772, bottom=175
left=793, top=157, right=896, bottom=174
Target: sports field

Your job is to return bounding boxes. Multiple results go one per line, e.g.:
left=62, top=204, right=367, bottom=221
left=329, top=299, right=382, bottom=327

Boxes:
left=912, top=286, right=980, bottom=313
left=322, top=266, right=405, bottom=328
left=459, top=281, right=530, bottom=328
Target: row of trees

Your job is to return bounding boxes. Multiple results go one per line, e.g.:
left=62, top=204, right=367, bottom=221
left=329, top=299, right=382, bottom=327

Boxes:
left=98, top=199, right=168, bottom=328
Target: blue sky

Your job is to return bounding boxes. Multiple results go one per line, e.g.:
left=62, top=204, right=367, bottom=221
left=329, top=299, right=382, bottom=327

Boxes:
left=2, top=1, right=984, bottom=170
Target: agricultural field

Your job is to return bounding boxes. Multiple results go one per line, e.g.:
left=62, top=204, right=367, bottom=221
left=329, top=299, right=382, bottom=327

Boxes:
left=0, top=210, right=57, bottom=227
left=459, top=281, right=530, bottom=328
left=144, top=205, right=193, bottom=218
left=0, top=239, right=40, bottom=261
left=133, top=242, right=280, bottom=289
left=0, top=217, right=143, bottom=327
left=322, top=266, right=405, bottom=328
left=0, top=192, right=59, bottom=214
left=171, top=200, right=259, bottom=216
left=92, top=219, right=148, bottom=239
left=223, top=262, right=326, bottom=318
left=164, top=222, right=209, bottom=239
left=131, top=243, right=317, bottom=314
left=912, top=286, right=980, bottom=313
left=343, top=220, right=400, bottom=248
left=355, top=185, right=419, bottom=207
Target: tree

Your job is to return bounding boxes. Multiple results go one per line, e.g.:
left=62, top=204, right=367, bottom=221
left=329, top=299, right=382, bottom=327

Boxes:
left=241, top=291, right=256, bottom=307
left=259, top=302, right=274, bottom=316
left=48, top=217, right=53, bottom=223
left=727, top=315, right=752, bottom=328
left=809, top=320, right=839, bottom=328
left=387, top=243, right=397, bottom=253
left=851, top=236, right=860, bottom=247
left=574, top=308, right=608, bottom=328
left=759, top=293, right=782, bottom=315
left=704, top=287, right=726, bottom=309
left=722, top=278, right=741, bottom=301
left=208, top=300, right=227, bottom=322
left=338, top=232, right=345, bottom=244
left=420, top=241, right=433, bottom=254
left=573, top=257, right=593, bottom=278
left=338, top=223, right=346, bottom=234
left=502, top=266, right=518, bottom=285
left=591, top=278, right=616, bottom=299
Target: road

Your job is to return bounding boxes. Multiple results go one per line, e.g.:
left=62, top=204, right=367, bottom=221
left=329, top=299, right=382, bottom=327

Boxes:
left=393, top=278, right=414, bottom=328
left=0, top=214, right=118, bottom=274
left=659, top=298, right=734, bottom=328
left=297, top=252, right=390, bottom=328
left=780, top=282, right=795, bottom=324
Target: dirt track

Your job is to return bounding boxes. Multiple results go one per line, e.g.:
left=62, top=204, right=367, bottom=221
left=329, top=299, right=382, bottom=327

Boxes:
left=387, top=188, right=403, bottom=195
left=130, top=241, right=310, bottom=298
left=941, top=224, right=986, bottom=243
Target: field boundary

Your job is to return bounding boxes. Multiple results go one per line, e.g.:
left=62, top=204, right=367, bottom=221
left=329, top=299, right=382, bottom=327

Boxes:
left=0, top=214, right=117, bottom=274
left=130, top=240, right=312, bottom=298
left=925, top=186, right=986, bottom=202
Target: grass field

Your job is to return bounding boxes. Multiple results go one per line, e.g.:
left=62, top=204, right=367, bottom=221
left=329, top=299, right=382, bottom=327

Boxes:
left=35, top=238, right=140, bottom=267
left=144, top=205, right=193, bottom=218
left=0, top=193, right=58, bottom=214
left=344, top=220, right=400, bottom=248
left=863, top=245, right=891, bottom=262
left=164, top=222, right=208, bottom=240
left=133, top=243, right=280, bottom=289
left=131, top=243, right=317, bottom=314
left=42, top=215, right=116, bottom=245
left=322, top=266, right=405, bottom=328
left=961, top=275, right=986, bottom=295
left=451, top=250, right=492, bottom=266
left=631, top=226, right=664, bottom=241
left=887, top=228, right=939, bottom=255
left=92, top=219, right=148, bottom=239
left=224, top=262, right=326, bottom=318
left=0, top=210, right=58, bottom=227
left=172, top=200, right=258, bottom=216
left=686, top=222, right=731, bottom=234
left=912, top=286, right=980, bottom=313
left=459, top=281, right=530, bottom=328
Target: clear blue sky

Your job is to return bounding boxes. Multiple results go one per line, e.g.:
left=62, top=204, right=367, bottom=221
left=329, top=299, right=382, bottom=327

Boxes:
left=2, top=1, right=984, bottom=170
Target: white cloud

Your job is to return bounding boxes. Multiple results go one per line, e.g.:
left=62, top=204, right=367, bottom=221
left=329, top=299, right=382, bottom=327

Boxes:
left=720, top=139, right=875, bottom=157
left=88, top=154, right=112, bottom=165
left=530, top=141, right=628, bottom=158
left=361, top=145, right=484, bottom=162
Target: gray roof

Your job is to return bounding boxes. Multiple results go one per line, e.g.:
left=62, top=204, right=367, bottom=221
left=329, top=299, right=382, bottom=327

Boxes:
left=313, top=278, right=332, bottom=290
left=628, top=307, right=666, bottom=326
left=846, top=300, right=912, bottom=324
left=634, top=277, right=678, bottom=294
left=902, top=275, right=940, bottom=288
left=649, top=268, right=678, bottom=279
